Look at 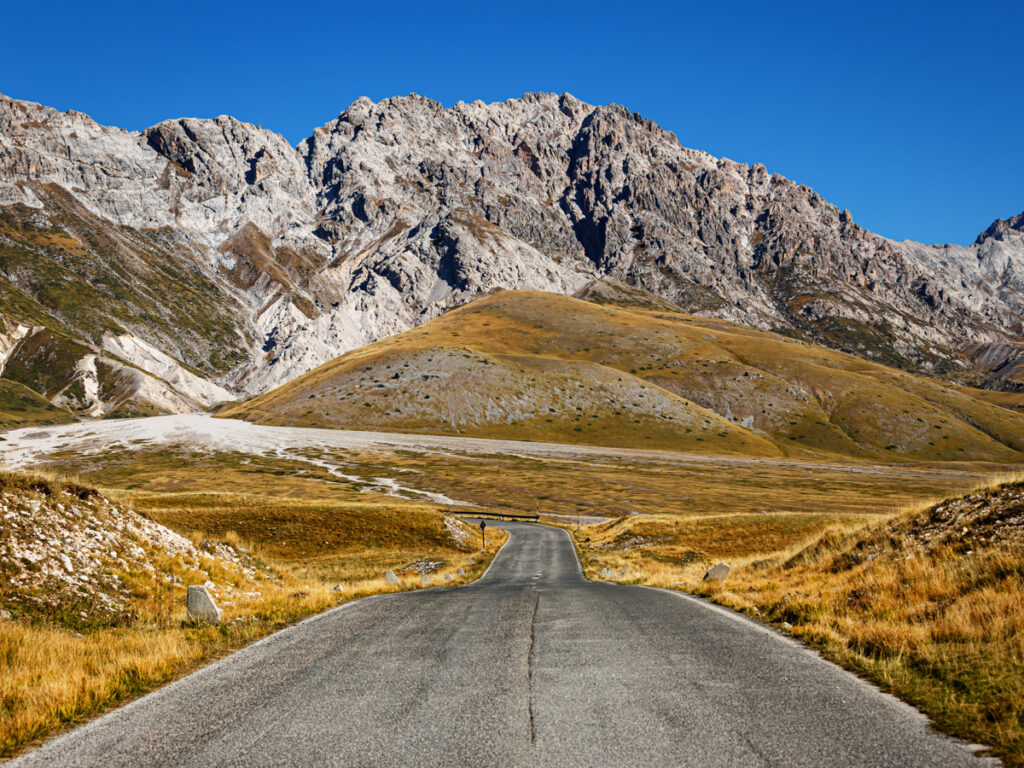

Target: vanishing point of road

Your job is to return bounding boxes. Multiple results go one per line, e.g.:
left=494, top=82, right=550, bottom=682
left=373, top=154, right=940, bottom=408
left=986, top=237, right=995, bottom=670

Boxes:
left=11, top=522, right=994, bottom=768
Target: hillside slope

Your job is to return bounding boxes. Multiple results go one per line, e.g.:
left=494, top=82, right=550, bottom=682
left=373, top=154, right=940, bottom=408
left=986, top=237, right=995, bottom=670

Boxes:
left=223, top=286, right=1024, bottom=461
left=572, top=476, right=1024, bottom=766
left=1, top=90, right=1021, bottom=415
left=0, top=379, right=73, bottom=428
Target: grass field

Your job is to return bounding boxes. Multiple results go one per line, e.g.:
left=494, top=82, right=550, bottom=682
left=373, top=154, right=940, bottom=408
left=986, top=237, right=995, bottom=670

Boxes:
left=573, top=475, right=1024, bottom=767
left=6, top=415, right=1024, bottom=762
left=0, top=379, right=74, bottom=429
left=25, top=434, right=1012, bottom=525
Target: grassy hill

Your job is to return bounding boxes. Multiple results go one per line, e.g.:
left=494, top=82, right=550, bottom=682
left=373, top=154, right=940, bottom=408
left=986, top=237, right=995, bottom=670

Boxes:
left=223, top=282, right=1024, bottom=461
left=0, top=379, right=74, bottom=429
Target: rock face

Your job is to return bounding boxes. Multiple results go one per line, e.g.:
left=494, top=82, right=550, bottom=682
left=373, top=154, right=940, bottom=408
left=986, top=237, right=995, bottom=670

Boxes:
left=0, top=90, right=1022, bottom=412
left=186, top=585, right=222, bottom=623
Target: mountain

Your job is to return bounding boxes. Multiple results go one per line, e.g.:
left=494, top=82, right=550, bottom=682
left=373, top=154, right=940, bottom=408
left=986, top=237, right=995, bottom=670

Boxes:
left=221, top=286, right=1024, bottom=462
left=1, top=91, right=1022, bottom=418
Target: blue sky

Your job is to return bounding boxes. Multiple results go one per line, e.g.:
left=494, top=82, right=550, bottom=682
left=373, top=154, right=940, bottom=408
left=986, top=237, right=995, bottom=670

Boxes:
left=2, top=0, right=1020, bottom=245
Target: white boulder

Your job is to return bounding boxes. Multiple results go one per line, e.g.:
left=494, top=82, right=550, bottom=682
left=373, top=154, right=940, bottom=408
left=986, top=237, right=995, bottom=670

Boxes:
left=186, top=585, right=222, bottom=623
left=703, top=562, right=731, bottom=582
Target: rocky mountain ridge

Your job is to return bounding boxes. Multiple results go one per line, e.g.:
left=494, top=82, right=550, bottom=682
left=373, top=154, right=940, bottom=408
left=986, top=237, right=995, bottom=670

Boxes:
left=0, top=90, right=1021, bottom=418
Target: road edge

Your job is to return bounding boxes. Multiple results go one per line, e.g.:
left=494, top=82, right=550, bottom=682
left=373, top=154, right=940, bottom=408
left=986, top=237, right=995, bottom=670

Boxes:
left=2, top=534, right=513, bottom=764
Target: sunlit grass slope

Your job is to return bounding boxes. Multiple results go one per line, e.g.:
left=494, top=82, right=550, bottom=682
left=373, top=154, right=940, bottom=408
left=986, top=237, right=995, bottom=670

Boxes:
left=224, top=284, right=1024, bottom=461
left=0, top=379, right=74, bottom=429
left=576, top=474, right=1024, bottom=766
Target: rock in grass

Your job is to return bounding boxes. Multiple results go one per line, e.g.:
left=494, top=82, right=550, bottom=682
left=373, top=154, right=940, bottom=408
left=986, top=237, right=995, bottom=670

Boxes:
left=457, top=567, right=465, bottom=576
left=332, top=584, right=344, bottom=593
left=619, top=566, right=629, bottom=577
left=385, top=570, right=399, bottom=585
left=421, top=573, right=432, bottom=586
left=186, top=585, right=222, bottom=623
left=703, top=562, right=731, bottom=582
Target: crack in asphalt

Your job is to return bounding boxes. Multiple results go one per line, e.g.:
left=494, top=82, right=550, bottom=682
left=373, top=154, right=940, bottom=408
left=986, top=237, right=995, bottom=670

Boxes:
left=527, top=594, right=539, bottom=744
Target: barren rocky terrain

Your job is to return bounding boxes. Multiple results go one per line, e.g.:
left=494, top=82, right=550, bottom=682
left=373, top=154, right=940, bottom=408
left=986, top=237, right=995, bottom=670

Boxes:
left=0, top=91, right=1021, bottom=421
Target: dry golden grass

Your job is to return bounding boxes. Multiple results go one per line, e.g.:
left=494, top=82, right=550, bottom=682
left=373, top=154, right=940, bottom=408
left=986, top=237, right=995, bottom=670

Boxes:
left=13, top=429, right=1024, bottom=760
left=0, top=577, right=336, bottom=757
left=35, top=437, right=1018, bottom=527
left=575, top=474, right=1024, bottom=766
left=121, top=490, right=507, bottom=586
left=0, top=473, right=506, bottom=759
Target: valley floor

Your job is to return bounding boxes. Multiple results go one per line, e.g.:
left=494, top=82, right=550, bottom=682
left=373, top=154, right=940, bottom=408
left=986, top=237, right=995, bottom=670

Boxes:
left=0, top=413, right=1009, bottom=512
left=3, top=414, right=1023, bottom=763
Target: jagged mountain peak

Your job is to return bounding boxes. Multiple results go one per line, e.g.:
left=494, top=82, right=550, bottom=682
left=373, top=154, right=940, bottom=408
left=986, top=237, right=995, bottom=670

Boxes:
left=0, top=90, right=1021, bottom=421
left=976, top=211, right=1024, bottom=246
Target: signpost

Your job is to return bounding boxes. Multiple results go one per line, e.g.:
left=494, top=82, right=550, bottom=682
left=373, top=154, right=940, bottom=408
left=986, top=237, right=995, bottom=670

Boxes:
left=479, top=520, right=487, bottom=550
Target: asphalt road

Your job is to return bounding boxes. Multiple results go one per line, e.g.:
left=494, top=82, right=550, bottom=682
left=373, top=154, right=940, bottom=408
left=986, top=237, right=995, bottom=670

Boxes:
left=11, top=522, right=995, bottom=767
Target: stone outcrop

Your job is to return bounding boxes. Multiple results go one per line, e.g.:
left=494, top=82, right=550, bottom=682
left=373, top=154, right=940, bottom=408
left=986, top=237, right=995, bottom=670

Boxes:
left=0, top=90, right=1021, bottom=409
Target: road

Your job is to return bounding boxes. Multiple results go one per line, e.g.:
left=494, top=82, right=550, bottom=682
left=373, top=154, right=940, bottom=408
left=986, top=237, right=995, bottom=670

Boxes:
left=11, top=522, right=994, bottom=767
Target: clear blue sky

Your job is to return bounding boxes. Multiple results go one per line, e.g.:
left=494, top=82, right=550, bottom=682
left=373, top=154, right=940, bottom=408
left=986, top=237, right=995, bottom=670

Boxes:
left=2, top=0, right=1020, bottom=245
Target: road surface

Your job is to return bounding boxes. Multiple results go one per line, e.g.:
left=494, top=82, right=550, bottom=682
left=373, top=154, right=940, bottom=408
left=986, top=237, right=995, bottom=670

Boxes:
left=10, top=522, right=994, bottom=767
